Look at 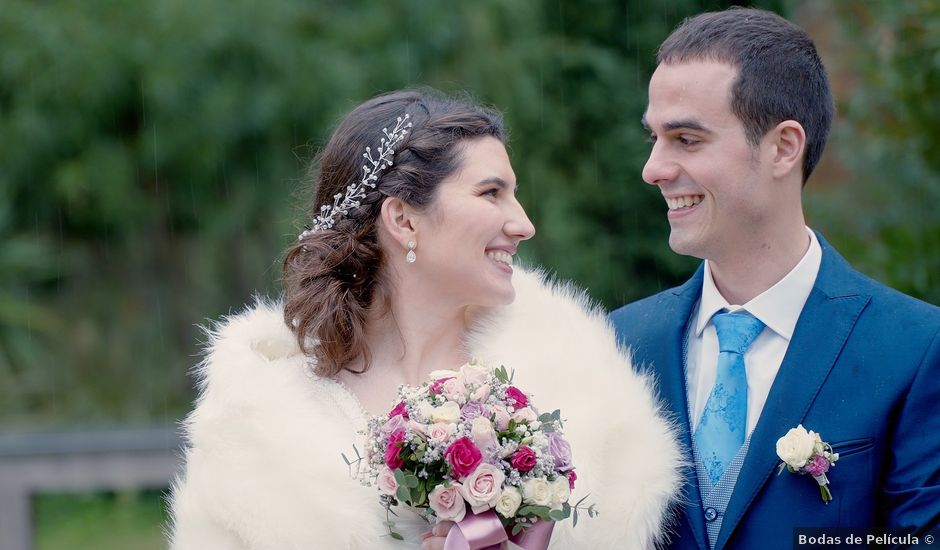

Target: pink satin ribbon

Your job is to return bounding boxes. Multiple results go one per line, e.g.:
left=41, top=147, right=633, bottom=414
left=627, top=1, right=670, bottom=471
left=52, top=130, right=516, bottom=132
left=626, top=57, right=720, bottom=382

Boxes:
left=509, top=519, right=554, bottom=549
left=443, top=510, right=554, bottom=550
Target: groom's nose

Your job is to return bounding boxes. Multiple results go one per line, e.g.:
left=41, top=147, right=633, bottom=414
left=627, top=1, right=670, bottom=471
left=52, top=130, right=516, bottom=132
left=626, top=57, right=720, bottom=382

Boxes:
left=642, top=142, right=680, bottom=187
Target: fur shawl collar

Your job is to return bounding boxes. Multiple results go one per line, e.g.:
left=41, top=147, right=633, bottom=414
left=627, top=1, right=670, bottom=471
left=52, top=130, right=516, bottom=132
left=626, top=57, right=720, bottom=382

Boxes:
left=169, top=269, right=682, bottom=549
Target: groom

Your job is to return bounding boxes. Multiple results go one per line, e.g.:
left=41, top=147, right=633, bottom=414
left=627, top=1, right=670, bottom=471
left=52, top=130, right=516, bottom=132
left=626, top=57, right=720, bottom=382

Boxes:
left=610, top=7, right=940, bottom=549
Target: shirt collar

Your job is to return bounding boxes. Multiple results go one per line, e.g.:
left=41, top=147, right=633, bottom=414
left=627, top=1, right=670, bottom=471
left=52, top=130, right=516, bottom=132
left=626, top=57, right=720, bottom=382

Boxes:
left=694, top=228, right=822, bottom=341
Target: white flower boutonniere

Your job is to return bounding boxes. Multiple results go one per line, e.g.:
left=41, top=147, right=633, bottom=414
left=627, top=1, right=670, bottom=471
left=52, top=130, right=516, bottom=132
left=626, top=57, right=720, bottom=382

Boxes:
left=775, top=425, right=840, bottom=503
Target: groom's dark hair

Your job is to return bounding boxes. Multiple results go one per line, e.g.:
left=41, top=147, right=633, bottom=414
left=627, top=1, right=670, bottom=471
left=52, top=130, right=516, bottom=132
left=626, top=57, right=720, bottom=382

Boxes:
left=657, top=7, right=833, bottom=184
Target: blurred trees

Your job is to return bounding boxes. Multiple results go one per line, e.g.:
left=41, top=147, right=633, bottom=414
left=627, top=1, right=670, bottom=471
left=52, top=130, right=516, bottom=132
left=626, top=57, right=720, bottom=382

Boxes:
left=0, top=0, right=935, bottom=428
left=796, top=0, right=940, bottom=305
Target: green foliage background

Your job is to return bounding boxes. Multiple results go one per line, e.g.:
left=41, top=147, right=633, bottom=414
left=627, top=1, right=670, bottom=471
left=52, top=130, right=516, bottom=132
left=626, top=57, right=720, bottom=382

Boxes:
left=1, top=0, right=937, bottom=431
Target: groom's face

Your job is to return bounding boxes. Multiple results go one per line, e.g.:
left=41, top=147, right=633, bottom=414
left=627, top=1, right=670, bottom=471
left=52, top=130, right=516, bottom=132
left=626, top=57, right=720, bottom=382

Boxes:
left=642, top=60, right=775, bottom=263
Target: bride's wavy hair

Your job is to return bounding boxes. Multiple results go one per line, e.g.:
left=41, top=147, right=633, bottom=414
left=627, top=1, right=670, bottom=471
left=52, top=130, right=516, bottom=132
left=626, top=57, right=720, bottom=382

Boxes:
left=282, top=89, right=505, bottom=377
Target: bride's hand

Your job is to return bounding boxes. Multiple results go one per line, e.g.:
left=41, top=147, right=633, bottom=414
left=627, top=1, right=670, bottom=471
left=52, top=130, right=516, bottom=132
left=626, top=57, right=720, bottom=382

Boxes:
left=420, top=521, right=454, bottom=550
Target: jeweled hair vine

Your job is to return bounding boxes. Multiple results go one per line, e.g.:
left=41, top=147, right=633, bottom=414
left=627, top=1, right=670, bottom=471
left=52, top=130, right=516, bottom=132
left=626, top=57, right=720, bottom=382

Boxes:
left=298, top=115, right=412, bottom=239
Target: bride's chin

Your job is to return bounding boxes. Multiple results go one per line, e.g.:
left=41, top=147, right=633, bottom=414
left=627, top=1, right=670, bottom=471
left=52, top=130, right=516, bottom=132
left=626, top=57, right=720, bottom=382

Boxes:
left=467, top=287, right=516, bottom=310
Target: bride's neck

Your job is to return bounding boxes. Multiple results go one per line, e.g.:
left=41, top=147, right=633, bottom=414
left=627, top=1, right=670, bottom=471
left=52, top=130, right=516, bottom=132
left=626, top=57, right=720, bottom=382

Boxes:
left=365, top=300, right=470, bottom=385
left=336, top=295, right=473, bottom=416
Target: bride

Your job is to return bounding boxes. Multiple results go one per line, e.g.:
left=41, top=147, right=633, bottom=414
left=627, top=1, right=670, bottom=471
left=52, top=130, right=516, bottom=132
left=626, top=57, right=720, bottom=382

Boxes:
left=168, top=89, right=682, bottom=549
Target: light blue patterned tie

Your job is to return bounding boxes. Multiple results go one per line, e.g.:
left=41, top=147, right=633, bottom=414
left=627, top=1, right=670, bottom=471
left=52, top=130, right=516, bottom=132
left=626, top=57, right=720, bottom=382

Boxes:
left=694, top=310, right=765, bottom=485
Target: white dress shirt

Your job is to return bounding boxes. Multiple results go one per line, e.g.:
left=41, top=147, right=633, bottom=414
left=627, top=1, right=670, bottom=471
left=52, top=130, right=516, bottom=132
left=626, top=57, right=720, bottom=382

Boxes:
left=687, top=228, right=822, bottom=435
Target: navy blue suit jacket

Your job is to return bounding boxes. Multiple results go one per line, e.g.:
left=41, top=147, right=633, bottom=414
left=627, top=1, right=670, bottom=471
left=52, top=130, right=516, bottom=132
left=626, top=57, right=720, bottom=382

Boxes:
left=609, top=235, right=940, bottom=549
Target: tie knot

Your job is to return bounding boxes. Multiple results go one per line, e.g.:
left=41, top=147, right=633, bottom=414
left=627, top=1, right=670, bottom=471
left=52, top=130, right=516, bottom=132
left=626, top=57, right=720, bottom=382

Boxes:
left=712, top=311, right=765, bottom=355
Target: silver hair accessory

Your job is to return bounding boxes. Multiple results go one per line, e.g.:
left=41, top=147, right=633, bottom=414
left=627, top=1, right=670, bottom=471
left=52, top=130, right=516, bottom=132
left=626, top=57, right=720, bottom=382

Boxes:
left=298, top=114, right=413, bottom=240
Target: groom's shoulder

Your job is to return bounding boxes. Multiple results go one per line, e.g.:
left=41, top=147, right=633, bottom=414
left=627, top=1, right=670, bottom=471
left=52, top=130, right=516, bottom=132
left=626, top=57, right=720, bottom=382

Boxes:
left=825, top=246, right=940, bottom=324
left=610, top=289, right=672, bottom=317
left=608, top=286, right=683, bottom=334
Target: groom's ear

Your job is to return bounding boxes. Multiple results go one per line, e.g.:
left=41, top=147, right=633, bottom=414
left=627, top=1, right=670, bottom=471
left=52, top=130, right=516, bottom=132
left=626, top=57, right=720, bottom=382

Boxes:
left=770, top=120, right=806, bottom=180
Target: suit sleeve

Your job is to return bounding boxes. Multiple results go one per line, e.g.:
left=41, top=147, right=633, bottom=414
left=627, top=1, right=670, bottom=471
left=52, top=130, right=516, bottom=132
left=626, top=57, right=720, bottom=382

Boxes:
left=881, top=325, right=940, bottom=534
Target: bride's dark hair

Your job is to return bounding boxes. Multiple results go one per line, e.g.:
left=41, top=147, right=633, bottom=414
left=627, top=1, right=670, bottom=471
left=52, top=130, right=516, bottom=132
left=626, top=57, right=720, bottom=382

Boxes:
left=282, top=89, right=504, bottom=377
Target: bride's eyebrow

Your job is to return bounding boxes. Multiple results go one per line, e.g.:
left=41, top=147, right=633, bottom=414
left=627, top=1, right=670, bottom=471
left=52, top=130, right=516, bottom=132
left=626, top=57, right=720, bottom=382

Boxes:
left=477, top=177, right=518, bottom=193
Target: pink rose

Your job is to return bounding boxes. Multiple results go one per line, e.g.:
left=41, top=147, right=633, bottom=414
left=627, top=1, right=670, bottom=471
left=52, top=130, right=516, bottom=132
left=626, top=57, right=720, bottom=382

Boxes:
left=491, top=405, right=512, bottom=431
left=385, top=429, right=407, bottom=470
left=470, top=383, right=491, bottom=403
left=446, top=437, right=483, bottom=478
left=510, top=446, right=538, bottom=473
left=459, top=363, right=490, bottom=386
left=442, top=378, right=469, bottom=403
left=804, top=454, right=831, bottom=477
left=429, top=483, right=467, bottom=522
left=388, top=401, right=409, bottom=419
left=511, top=406, right=538, bottom=424
left=376, top=466, right=399, bottom=496
left=567, top=470, right=577, bottom=490
left=429, top=377, right=454, bottom=395
left=457, top=463, right=506, bottom=514
left=427, top=422, right=457, bottom=445
left=505, top=386, right=529, bottom=410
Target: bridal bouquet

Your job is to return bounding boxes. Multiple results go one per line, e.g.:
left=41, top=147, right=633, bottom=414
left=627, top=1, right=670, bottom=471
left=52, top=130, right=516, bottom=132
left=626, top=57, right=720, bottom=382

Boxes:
left=360, top=361, right=588, bottom=546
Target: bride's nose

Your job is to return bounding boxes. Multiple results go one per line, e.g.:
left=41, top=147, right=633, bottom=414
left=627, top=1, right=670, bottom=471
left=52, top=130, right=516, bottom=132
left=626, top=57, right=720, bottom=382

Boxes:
left=505, top=197, right=536, bottom=241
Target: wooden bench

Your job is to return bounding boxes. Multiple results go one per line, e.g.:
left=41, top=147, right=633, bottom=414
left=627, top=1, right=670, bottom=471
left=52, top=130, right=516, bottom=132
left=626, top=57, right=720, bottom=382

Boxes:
left=0, top=427, right=181, bottom=550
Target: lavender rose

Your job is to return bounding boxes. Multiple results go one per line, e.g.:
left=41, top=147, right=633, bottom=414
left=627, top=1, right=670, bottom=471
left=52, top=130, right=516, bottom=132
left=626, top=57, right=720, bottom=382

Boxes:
left=460, top=402, right=487, bottom=422
left=548, top=432, right=573, bottom=472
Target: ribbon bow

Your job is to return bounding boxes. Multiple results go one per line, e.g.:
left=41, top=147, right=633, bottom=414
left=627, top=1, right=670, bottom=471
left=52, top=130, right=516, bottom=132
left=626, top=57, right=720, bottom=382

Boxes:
left=444, top=510, right=555, bottom=550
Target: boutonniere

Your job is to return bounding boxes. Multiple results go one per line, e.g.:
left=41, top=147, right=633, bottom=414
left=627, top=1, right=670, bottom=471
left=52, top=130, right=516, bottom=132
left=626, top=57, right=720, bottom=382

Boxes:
left=775, top=424, right=840, bottom=503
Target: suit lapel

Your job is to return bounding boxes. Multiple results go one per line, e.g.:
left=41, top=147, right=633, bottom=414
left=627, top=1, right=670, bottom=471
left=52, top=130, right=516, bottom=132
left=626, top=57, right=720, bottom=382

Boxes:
left=648, top=266, right=710, bottom=550
left=715, top=239, right=871, bottom=549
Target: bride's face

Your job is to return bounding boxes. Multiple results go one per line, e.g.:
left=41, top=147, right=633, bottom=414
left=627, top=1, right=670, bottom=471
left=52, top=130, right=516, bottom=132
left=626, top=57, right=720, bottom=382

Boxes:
left=412, top=137, right=535, bottom=307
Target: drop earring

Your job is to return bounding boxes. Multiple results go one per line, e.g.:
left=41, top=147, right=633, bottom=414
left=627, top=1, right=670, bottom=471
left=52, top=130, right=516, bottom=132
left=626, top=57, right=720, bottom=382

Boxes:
left=405, top=240, right=417, bottom=264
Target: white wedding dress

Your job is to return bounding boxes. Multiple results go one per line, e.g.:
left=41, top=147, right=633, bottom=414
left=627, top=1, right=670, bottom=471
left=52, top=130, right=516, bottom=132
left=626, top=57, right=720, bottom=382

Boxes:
left=168, top=270, right=682, bottom=549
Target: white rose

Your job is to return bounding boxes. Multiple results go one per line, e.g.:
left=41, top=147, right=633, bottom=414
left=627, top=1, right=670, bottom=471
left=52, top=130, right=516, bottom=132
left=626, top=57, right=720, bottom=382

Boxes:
left=495, top=486, right=523, bottom=518
left=550, top=476, right=571, bottom=506
left=528, top=433, right=548, bottom=451
left=429, top=483, right=467, bottom=522
left=458, top=463, right=505, bottom=513
left=470, top=416, right=498, bottom=451
left=459, top=363, right=490, bottom=386
left=431, top=401, right=461, bottom=424
left=521, top=478, right=552, bottom=506
left=376, top=466, right=399, bottom=496
left=427, top=422, right=457, bottom=444
left=812, top=431, right=826, bottom=455
left=775, top=425, right=817, bottom=469
left=415, top=401, right=435, bottom=423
